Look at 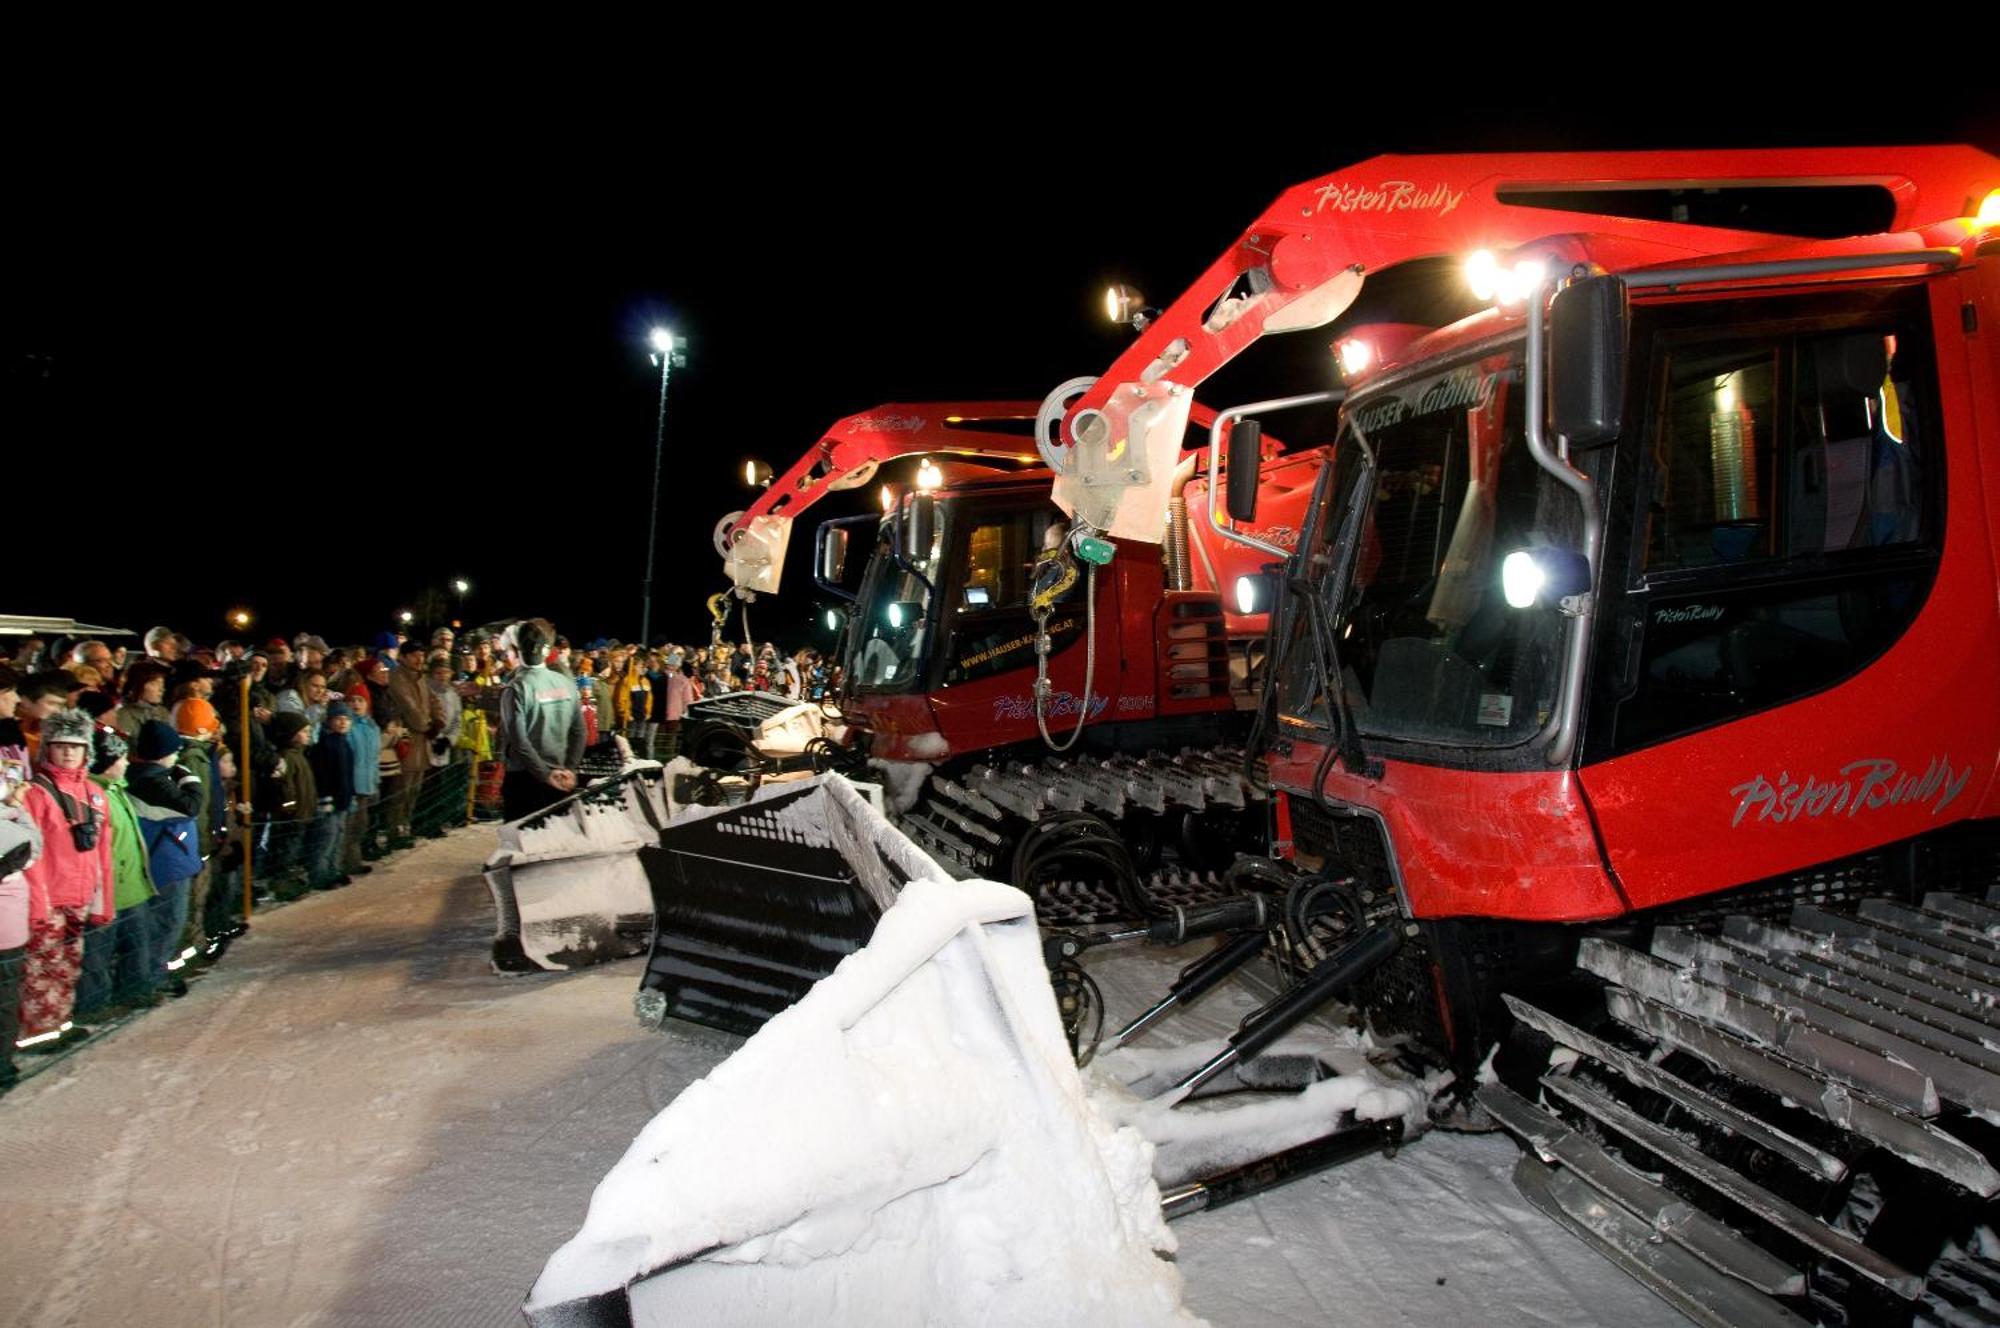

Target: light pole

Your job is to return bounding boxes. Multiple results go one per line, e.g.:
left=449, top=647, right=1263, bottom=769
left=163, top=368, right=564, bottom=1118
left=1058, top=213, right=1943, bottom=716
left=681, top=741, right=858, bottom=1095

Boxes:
left=453, top=578, right=470, bottom=626
left=641, top=326, right=687, bottom=649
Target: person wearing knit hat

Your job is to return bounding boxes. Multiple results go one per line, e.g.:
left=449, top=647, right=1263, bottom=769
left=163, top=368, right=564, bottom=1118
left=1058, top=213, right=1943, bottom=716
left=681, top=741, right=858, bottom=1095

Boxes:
left=306, top=703, right=358, bottom=889
left=0, top=665, right=35, bottom=1089
left=256, top=713, right=316, bottom=896
left=76, top=725, right=167, bottom=1016
left=341, top=691, right=384, bottom=873
left=15, top=709, right=114, bottom=1047
left=133, top=720, right=185, bottom=764
left=167, top=696, right=225, bottom=956
left=174, top=696, right=221, bottom=740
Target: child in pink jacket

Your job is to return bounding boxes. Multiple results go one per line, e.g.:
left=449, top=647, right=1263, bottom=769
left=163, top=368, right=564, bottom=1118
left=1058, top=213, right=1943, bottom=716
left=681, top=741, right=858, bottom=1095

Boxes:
left=16, top=708, right=114, bottom=1047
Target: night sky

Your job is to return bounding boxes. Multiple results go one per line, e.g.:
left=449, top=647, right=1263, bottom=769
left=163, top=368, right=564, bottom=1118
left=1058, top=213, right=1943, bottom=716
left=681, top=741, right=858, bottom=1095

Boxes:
left=10, top=86, right=1994, bottom=652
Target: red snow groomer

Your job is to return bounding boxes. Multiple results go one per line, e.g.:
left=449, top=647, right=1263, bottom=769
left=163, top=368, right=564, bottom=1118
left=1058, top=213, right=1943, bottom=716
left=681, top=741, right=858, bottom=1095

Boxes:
left=703, top=399, right=1323, bottom=887
left=1044, top=147, right=2000, bottom=1325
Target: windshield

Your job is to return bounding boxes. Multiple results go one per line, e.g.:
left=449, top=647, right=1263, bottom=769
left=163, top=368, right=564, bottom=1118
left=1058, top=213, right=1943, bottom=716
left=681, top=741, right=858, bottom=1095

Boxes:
left=848, top=508, right=947, bottom=691
left=1281, top=343, right=1576, bottom=749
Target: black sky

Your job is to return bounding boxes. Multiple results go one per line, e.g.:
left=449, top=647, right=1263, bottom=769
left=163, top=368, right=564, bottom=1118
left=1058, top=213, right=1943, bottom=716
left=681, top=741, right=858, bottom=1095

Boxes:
left=10, top=81, right=1995, bottom=651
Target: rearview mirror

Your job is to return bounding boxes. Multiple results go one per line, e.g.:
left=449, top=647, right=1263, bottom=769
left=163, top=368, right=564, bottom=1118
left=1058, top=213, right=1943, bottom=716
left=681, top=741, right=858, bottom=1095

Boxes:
left=819, top=526, right=850, bottom=585
left=1226, top=419, right=1262, bottom=523
left=1549, top=275, right=1628, bottom=447
left=902, top=494, right=936, bottom=564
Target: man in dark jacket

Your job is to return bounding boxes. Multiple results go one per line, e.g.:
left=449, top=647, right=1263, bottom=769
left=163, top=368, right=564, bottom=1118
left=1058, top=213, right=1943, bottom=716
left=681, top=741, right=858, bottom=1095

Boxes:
left=387, top=645, right=442, bottom=842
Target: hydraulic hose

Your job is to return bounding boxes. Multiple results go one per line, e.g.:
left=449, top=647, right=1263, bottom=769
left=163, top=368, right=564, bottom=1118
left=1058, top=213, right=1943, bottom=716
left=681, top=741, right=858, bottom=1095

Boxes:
left=1036, top=561, right=1097, bottom=753
left=1010, top=810, right=1159, bottom=919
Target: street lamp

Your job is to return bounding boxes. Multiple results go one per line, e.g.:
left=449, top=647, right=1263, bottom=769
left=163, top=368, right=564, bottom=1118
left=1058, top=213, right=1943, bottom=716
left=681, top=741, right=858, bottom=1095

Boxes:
left=641, top=324, right=688, bottom=649
left=452, top=578, right=470, bottom=626
left=228, top=609, right=253, bottom=630
left=399, top=610, right=414, bottom=626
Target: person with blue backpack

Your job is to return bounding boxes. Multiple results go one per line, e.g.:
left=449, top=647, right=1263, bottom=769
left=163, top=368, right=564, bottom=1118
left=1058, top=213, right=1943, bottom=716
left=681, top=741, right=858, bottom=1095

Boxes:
left=124, top=721, right=208, bottom=971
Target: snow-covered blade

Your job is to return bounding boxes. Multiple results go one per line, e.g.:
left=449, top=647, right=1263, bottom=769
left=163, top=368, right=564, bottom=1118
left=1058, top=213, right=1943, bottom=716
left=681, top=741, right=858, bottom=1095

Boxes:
left=635, top=774, right=926, bottom=1036
left=484, top=765, right=674, bottom=971
left=526, top=876, right=1201, bottom=1328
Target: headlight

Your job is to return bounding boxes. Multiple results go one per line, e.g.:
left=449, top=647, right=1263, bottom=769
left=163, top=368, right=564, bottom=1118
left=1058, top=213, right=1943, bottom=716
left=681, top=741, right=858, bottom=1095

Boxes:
left=1502, top=547, right=1590, bottom=609
left=1233, top=573, right=1276, bottom=615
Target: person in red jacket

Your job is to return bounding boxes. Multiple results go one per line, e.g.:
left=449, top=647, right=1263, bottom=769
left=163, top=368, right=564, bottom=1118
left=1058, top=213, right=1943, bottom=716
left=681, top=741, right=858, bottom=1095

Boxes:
left=16, top=708, right=114, bottom=1049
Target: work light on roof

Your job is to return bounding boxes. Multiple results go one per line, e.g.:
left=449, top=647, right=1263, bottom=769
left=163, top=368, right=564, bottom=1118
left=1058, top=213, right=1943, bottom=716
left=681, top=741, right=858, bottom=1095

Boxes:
left=1465, top=250, right=1548, bottom=307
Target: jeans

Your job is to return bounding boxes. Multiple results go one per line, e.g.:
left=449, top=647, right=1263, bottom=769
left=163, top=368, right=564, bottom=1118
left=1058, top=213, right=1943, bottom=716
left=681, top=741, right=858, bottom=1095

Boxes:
left=306, top=809, right=348, bottom=887
left=343, top=795, right=372, bottom=870
left=149, top=877, right=193, bottom=975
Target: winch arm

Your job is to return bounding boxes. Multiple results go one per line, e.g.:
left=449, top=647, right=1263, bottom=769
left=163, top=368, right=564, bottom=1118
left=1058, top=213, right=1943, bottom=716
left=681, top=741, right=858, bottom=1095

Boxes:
left=718, top=401, right=1042, bottom=598
left=1053, top=146, right=2000, bottom=533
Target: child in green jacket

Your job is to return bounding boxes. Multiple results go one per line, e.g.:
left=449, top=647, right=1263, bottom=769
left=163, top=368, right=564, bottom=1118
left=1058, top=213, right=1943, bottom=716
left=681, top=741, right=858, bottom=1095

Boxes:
left=76, top=726, right=162, bottom=1014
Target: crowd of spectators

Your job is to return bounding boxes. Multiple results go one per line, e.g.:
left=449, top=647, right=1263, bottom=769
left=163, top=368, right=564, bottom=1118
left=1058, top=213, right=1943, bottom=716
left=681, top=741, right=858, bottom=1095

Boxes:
left=0, top=624, right=497, bottom=1093
left=0, top=620, right=832, bottom=1094
left=570, top=638, right=833, bottom=761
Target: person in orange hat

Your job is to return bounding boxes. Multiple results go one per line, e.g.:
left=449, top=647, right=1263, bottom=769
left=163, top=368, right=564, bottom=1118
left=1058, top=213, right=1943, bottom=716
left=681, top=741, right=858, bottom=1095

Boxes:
left=173, top=695, right=221, bottom=742
left=163, top=696, right=224, bottom=959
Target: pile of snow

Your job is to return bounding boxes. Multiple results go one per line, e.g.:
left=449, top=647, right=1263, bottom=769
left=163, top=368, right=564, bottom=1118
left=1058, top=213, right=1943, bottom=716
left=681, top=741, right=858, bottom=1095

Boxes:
left=1088, top=1032, right=1432, bottom=1184
left=867, top=758, right=935, bottom=814
left=1088, top=1032, right=1426, bottom=1188
left=526, top=876, right=1201, bottom=1327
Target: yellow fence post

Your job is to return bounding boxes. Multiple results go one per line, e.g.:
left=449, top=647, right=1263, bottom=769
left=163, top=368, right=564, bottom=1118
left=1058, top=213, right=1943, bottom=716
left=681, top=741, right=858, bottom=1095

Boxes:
left=240, top=671, right=255, bottom=917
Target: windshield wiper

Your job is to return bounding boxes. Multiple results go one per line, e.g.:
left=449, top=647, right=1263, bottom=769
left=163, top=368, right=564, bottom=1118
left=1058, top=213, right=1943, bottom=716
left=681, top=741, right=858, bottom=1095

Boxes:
left=1309, top=421, right=1383, bottom=788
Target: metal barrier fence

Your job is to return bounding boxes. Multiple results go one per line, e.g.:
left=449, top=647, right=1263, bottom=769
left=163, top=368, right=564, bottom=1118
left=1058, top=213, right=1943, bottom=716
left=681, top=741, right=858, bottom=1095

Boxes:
left=2, top=755, right=481, bottom=1093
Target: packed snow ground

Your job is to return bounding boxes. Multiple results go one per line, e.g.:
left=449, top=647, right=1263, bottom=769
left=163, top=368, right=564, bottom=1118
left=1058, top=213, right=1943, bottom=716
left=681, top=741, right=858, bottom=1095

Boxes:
left=0, top=830, right=1684, bottom=1327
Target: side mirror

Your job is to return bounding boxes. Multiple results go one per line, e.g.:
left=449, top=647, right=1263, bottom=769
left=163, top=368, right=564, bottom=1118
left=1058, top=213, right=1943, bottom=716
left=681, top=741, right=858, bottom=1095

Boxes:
left=1549, top=275, right=1628, bottom=447
left=819, top=526, right=850, bottom=585
left=902, top=494, right=936, bottom=564
left=1226, top=419, right=1263, bottom=522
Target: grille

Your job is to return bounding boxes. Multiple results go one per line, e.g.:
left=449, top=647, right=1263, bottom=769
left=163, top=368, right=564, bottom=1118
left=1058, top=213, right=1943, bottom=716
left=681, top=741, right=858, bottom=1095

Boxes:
left=1288, top=797, right=1396, bottom=894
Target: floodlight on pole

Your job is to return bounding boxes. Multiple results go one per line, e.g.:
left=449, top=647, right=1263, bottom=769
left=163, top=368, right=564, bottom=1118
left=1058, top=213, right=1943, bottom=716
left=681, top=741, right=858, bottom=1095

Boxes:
left=640, top=324, right=688, bottom=649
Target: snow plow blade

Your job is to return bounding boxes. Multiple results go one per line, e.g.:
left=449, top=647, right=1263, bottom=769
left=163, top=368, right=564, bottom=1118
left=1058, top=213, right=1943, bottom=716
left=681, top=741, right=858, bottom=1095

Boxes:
left=634, top=775, right=930, bottom=1037
left=526, top=875, right=1198, bottom=1327
left=483, top=766, right=672, bottom=971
